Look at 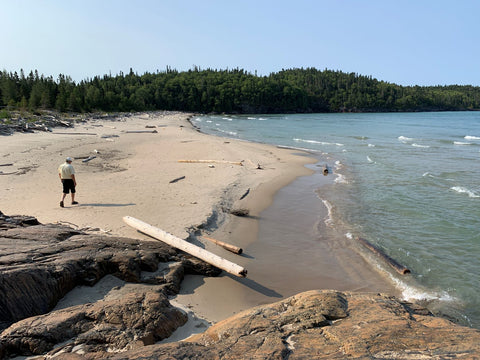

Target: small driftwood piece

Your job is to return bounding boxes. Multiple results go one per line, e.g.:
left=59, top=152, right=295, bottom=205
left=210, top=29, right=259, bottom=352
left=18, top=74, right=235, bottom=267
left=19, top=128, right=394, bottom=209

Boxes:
left=82, top=156, right=97, bottom=163
left=0, top=163, right=14, bottom=167
left=239, top=188, right=250, bottom=200
left=124, top=130, right=158, bottom=133
left=356, top=237, right=411, bottom=275
left=178, top=160, right=243, bottom=166
left=123, top=216, right=247, bottom=277
left=202, top=236, right=243, bottom=255
left=169, top=175, right=185, bottom=183
left=323, top=165, right=329, bottom=175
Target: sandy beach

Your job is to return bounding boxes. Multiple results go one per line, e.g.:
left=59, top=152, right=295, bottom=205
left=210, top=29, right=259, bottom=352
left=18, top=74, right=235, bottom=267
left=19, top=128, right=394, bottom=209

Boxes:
left=0, top=111, right=398, bottom=335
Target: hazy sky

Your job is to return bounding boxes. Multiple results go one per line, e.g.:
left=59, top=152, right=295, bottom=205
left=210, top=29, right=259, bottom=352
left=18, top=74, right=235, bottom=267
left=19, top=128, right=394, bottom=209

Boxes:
left=2, top=0, right=479, bottom=86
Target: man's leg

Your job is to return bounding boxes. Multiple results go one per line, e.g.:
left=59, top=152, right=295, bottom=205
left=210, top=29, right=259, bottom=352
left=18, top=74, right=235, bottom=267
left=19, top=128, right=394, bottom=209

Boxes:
left=60, top=192, right=66, bottom=207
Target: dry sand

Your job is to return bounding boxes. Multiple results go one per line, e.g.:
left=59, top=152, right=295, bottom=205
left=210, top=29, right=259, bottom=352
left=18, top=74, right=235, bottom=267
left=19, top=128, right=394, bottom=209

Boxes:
left=1, top=111, right=398, bottom=341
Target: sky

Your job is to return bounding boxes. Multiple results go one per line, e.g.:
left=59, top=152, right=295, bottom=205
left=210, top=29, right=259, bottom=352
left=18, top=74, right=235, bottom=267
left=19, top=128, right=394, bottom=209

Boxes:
left=2, top=0, right=479, bottom=86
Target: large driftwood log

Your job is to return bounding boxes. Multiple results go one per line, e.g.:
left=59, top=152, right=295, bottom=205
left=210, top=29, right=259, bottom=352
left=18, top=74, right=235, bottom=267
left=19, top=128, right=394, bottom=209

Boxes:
left=178, top=160, right=244, bottom=166
left=123, top=216, right=247, bottom=277
left=356, top=237, right=410, bottom=275
left=202, top=236, right=243, bottom=255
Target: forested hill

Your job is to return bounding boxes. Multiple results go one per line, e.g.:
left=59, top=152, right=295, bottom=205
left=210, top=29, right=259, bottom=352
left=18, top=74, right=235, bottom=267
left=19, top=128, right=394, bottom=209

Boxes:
left=1, top=67, right=480, bottom=115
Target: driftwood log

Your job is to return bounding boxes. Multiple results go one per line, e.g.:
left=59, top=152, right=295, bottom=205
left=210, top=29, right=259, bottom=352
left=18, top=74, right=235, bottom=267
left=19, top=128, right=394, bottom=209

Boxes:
left=202, top=236, right=243, bottom=255
left=356, top=237, right=410, bottom=275
left=123, top=216, right=247, bottom=277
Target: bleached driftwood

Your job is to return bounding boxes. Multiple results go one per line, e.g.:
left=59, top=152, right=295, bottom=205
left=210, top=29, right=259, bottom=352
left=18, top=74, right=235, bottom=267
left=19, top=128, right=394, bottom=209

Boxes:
left=178, top=160, right=244, bottom=166
left=202, top=236, right=243, bottom=255
left=123, top=216, right=247, bottom=277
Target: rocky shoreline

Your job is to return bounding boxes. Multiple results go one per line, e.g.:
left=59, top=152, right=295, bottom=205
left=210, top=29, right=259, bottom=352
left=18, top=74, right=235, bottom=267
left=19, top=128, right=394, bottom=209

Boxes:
left=1, top=212, right=480, bottom=359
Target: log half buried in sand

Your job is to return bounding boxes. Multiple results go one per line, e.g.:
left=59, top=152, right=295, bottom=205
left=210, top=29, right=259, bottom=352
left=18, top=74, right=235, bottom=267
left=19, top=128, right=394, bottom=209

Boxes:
left=202, top=236, right=243, bottom=255
left=356, top=237, right=411, bottom=275
left=178, top=160, right=244, bottom=166
left=123, top=216, right=247, bottom=277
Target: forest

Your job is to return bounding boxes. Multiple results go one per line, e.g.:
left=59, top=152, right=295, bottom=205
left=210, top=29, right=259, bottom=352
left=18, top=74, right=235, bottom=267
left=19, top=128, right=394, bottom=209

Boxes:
left=1, top=67, right=480, bottom=115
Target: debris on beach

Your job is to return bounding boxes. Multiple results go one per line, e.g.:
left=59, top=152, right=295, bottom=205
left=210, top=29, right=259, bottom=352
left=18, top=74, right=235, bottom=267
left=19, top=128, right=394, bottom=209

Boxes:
left=123, top=216, right=247, bottom=278
left=169, top=175, right=186, bottom=183
left=229, top=208, right=250, bottom=217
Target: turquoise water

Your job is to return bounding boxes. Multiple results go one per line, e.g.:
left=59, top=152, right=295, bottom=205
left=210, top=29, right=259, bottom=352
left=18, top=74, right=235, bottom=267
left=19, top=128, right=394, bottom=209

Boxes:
left=191, top=112, right=480, bottom=328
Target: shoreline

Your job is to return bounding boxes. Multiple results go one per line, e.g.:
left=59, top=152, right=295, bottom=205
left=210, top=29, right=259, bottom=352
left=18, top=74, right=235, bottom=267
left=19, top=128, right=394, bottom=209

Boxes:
left=1, top=111, right=400, bottom=340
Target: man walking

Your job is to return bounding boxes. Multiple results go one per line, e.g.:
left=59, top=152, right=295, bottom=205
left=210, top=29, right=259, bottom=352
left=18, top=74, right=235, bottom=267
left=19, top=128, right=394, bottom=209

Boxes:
left=58, top=157, right=78, bottom=207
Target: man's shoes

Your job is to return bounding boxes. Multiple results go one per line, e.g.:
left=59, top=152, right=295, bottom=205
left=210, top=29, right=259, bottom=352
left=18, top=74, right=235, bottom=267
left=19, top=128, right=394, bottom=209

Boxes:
left=60, top=201, right=64, bottom=208
left=72, top=201, right=78, bottom=205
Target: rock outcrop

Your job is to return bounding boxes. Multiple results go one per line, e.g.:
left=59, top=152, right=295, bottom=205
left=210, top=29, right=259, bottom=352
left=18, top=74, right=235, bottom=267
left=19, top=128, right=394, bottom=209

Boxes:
left=109, top=290, right=480, bottom=359
left=1, top=211, right=480, bottom=359
left=0, top=211, right=219, bottom=358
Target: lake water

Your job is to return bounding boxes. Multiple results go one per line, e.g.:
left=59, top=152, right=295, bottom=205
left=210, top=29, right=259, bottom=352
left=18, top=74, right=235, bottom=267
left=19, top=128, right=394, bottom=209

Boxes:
left=191, top=112, right=480, bottom=328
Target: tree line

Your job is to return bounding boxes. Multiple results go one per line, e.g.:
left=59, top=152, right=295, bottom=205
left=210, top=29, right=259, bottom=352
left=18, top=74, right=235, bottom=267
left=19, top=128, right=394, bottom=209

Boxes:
left=1, top=67, right=480, bottom=115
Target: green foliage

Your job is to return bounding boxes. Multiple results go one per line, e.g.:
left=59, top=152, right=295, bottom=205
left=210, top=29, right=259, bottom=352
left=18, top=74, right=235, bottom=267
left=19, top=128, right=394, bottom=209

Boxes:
left=1, top=67, right=480, bottom=114
left=0, top=109, right=11, bottom=119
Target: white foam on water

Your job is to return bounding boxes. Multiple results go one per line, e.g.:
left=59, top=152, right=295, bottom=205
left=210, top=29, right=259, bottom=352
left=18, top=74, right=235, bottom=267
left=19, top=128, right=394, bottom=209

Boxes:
left=293, top=138, right=344, bottom=146
left=367, top=156, right=374, bottom=163
left=398, top=136, right=413, bottom=143
left=334, top=160, right=343, bottom=170
left=216, top=128, right=237, bottom=136
left=450, top=186, right=479, bottom=198
left=454, top=141, right=472, bottom=145
left=258, top=117, right=268, bottom=121
left=464, top=135, right=480, bottom=140
left=322, top=199, right=334, bottom=226
left=334, top=173, right=348, bottom=184
left=206, top=120, right=213, bottom=123
left=247, top=117, right=256, bottom=120
left=388, top=275, right=456, bottom=303
left=412, top=143, right=430, bottom=148
left=368, top=143, right=375, bottom=147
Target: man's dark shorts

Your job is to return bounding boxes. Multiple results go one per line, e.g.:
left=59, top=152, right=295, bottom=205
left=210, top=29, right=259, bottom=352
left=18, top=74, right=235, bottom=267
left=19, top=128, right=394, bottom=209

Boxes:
left=62, top=179, right=76, bottom=194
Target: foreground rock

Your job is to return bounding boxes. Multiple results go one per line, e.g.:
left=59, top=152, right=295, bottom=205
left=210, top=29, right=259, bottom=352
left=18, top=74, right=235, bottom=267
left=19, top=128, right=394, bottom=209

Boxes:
left=1, top=211, right=480, bottom=359
left=113, top=290, right=480, bottom=359
left=0, top=211, right=219, bottom=358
